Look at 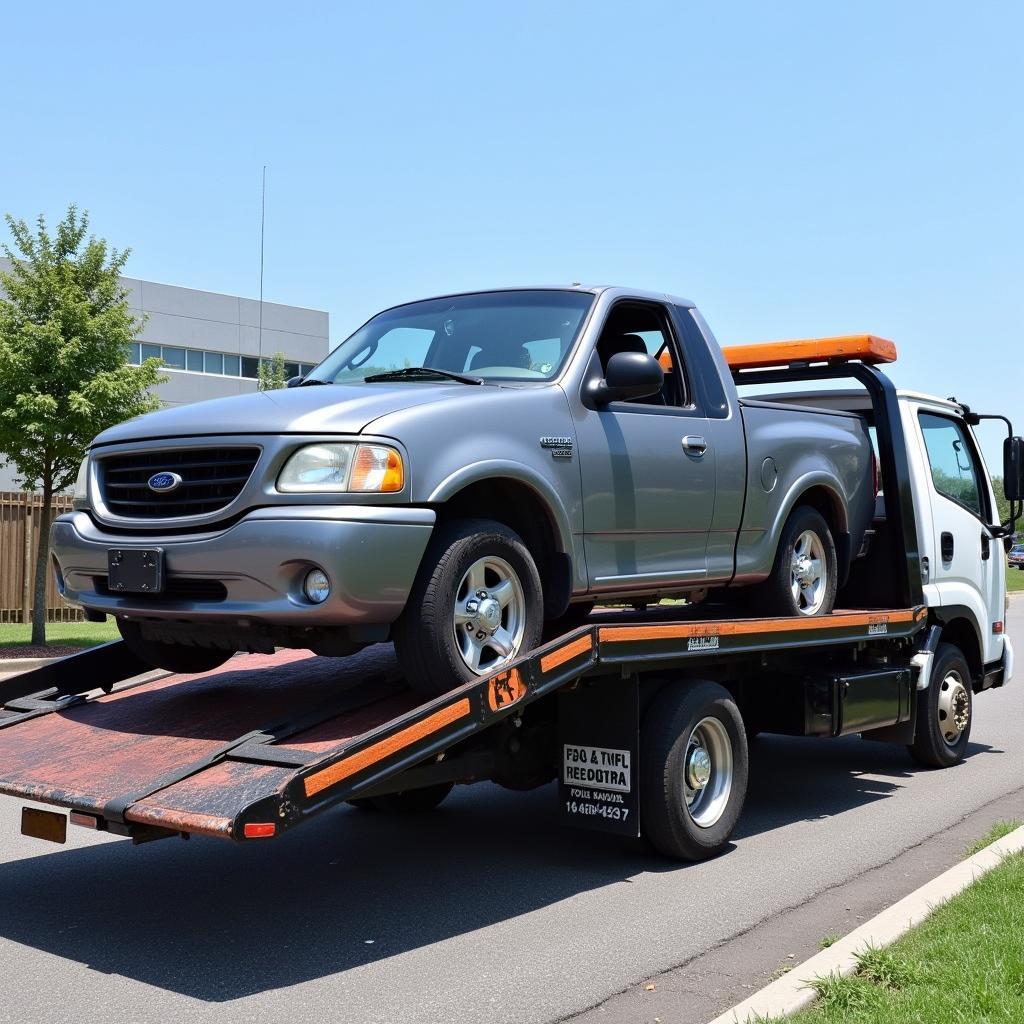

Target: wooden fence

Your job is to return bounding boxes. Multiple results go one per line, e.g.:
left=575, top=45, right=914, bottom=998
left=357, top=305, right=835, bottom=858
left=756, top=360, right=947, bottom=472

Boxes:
left=0, top=491, right=83, bottom=624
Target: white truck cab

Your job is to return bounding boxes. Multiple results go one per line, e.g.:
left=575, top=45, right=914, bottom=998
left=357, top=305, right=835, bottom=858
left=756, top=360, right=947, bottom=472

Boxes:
left=900, top=391, right=1008, bottom=669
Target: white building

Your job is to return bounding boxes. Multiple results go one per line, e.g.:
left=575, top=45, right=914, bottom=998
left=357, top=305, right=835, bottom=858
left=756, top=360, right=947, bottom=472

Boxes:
left=0, top=260, right=330, bottom=490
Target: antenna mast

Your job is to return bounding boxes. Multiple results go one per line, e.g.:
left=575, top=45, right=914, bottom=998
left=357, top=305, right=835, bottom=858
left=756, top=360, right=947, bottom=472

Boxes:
left=258, top=165, right=266, bottom=362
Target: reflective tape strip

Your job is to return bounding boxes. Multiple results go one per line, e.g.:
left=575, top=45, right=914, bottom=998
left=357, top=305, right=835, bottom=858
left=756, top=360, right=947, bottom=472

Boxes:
left=303, top=698, right=472, bottom=798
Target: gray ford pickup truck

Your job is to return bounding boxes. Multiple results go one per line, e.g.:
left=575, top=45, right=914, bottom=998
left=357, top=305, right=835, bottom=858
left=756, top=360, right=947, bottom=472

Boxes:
left=53, top=286, right=876, bottom=694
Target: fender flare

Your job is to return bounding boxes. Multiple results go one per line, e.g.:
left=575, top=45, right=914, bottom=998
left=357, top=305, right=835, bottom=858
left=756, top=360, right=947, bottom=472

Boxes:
left=427, top=459, right=575, bottom=557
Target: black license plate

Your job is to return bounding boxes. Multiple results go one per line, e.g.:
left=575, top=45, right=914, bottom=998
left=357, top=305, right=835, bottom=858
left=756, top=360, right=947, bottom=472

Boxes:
left=107, top=547, right=164, bottom=594
left=21, top=807, right=67, bottom=844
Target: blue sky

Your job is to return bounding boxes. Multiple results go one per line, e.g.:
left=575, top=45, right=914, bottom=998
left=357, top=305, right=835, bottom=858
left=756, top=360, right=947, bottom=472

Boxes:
left=2, top=1, right=1021, bottom=464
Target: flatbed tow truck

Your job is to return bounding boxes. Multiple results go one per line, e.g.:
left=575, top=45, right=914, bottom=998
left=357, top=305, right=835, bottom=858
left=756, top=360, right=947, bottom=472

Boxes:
left=1, top=341, right=1019, bottom=860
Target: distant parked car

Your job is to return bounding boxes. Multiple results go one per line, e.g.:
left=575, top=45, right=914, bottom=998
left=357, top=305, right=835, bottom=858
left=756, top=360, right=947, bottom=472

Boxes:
left=1009, top=544, right=1024, bottom=570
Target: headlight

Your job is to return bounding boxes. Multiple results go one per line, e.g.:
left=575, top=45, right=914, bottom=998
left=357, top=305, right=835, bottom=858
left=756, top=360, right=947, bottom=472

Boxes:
left=73, top=456, right=90, bottom=507
left=277, top=443, right=404, bottom=493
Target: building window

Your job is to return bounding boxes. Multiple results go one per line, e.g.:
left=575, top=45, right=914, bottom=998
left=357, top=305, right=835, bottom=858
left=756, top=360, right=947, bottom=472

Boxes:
left=125, top=343, right=312, bottom=378
left=162, top=347, right=186, bottom=369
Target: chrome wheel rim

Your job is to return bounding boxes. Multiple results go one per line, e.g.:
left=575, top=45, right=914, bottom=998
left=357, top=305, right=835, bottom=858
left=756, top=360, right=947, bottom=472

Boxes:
left=937, top=669, right=970, bottom=745
left=790, top=529, right=827, bottom=615
left=683, top=716, right=733, bottom=828
left=453, top=555, right=526, bottom=674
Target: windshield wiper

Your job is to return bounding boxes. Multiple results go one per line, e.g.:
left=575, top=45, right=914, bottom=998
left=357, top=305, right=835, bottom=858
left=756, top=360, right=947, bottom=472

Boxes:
left=296, top=377, right=332, bottom=386
left=363, top=366, right=484, bottom=385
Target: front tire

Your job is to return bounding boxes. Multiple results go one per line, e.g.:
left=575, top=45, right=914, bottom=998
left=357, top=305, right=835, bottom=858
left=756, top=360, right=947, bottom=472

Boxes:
left=640, top=681, right=749, bottom=861
left=753, top=505, right=837, bottom=618
left=116, top=620, right=234, bottom=675
left=394, top=519, right=544, bottom=697
left=908, top=643, right=973, bottom=768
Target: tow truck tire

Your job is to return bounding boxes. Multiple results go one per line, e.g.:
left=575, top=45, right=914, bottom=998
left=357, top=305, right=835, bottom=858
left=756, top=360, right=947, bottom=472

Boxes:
left=116, top=620, right=233, bottom=675
left=371, top=782, right=454, bottom=813
left=754, top=505, right=837, bottom=618
left=640, top=680, right=749, bottom=861
left=908, top=643, right=973, bottom=768
left=394, top=518, right=544, bottom=697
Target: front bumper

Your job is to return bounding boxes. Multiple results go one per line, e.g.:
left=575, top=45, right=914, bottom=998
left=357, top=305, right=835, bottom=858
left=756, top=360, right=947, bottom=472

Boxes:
left=51, top=505, right=436, bottom=626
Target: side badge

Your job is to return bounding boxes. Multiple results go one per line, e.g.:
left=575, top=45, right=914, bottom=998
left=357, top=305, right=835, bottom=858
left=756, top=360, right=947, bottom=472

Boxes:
left=540, top=436, right=574, bottom=459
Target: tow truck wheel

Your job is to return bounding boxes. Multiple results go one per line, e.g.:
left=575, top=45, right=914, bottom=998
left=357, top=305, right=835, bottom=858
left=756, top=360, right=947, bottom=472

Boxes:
left=116, top=620, right=233, bottom=675
left=640, top=680, right=749, bottom=861
left=754, top=505, right=837, bottom=618
left=394, top=518, right=544, bottom=697
left=371, top=782, right=454, bottom=813
left=908, top=643, right=973, bottom=768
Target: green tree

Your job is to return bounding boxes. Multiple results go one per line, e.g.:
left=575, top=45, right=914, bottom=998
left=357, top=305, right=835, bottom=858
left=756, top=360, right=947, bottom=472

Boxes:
left=257, top=350, right=289, bottom=391
left=0, top=206, right=164, bottom=644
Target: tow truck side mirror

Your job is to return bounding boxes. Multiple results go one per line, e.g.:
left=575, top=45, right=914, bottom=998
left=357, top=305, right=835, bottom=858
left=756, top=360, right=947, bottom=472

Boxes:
left=1003, top=436, right=1024, bottom=501
left=591, top=351, right=664, bottom=405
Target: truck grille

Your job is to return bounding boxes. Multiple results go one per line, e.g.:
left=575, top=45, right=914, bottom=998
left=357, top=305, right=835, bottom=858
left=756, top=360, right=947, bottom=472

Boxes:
left=98, top=447, right=261, bottom=519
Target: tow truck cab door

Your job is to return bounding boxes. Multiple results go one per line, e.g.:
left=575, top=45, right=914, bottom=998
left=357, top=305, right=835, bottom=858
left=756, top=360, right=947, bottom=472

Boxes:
left=912, top=404, right=1004, bottom=664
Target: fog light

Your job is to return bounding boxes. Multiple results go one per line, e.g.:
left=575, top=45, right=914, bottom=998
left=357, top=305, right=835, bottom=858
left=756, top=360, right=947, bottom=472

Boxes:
left=303, top=569, right=331, bottom=604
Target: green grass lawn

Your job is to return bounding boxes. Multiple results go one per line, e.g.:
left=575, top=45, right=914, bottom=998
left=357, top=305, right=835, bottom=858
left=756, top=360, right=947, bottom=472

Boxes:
left=784, top=832, right=1024, bottom=1023
left=1005, top=566, right=1024, bottom=593
left=0, top=619, right=120, bottom=650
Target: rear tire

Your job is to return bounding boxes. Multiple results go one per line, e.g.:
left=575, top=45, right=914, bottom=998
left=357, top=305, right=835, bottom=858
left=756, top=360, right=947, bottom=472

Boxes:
left=116, top=620, right=233, bottom=674
left=640, top=681, right=749, bottom=861
left=371, top=782, right=454, bottom=813
left=908, top=643, right=973, bottom=768
left=394, top=519, right=543, bottom=697
left=753, top=506, right=837, bottom=618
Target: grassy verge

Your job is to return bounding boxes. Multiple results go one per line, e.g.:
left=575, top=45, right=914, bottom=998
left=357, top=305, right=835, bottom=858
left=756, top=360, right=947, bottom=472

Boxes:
left=0, top=619, right=120, bottom=651
left=1005, top=567, right=1024, bottom=593
left=783, top=843, right=1024, bottom=1023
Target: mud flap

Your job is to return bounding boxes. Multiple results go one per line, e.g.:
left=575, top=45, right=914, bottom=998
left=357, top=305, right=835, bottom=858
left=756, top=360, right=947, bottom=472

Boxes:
left=557, top=677, right=639, bottom=837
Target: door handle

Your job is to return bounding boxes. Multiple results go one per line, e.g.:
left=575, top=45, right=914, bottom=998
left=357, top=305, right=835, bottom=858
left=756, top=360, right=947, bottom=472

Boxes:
left=941, top=531, right=954, bottom=562
left=981, top=530, right=991, bottom=561
left=682, top=435, right=708, bottom=456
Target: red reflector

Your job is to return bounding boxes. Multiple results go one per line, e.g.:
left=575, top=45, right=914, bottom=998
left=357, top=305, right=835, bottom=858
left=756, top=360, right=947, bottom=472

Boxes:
left=993, top=621, right=1004, bottom=634
left=243, top=822, right=276, bottom=839
left=69, top=811, right=100, bottom=830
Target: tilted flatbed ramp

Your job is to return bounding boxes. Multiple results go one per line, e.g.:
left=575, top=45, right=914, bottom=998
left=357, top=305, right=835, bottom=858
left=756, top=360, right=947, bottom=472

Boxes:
left=0, top=606, right=926, bottom=844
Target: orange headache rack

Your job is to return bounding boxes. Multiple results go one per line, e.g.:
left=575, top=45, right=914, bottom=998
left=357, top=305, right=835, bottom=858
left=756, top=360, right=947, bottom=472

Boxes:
left=722, top=334, right=897, bottom=370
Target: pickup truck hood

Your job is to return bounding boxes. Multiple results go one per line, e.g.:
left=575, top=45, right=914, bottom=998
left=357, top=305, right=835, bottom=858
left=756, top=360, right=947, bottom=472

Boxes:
left=91, top=382, right=477, bottom=446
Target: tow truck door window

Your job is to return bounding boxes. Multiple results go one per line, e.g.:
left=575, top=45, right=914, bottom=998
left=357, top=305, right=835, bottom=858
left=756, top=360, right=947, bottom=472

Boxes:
left=918, top=411, right=1002, bottom=662
left=577, top=301, right=716, bottom=590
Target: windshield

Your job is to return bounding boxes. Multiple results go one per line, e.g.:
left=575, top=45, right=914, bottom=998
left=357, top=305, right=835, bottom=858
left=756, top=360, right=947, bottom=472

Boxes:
left=309, top=290, right=594, bottom=384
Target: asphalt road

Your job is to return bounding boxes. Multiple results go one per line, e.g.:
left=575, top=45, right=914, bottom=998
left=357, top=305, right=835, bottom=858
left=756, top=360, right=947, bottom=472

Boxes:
left=0, top=602, right=1021, bottom=1024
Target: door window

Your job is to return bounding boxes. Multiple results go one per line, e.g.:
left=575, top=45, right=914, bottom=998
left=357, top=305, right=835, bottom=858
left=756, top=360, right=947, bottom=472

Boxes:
left=594, top=303, right=687, bottom=407
left=919, top=413, right=986, bottom=518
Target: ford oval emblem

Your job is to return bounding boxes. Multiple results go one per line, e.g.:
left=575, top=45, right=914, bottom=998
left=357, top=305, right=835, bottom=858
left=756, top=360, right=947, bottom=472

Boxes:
left=147, top=471, right=182, bottom=493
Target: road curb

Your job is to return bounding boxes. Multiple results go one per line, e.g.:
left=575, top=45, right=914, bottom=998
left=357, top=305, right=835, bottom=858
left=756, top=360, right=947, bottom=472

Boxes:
left=707, top=823, right=1024, bottom=1023
left=0, top=655, right=59, bottom=675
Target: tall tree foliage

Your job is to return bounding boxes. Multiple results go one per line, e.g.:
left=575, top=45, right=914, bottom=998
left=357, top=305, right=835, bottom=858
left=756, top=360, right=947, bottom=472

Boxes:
left=0, top=206, right=164, bottom=643
left=258, top=350, right=289, bottom=390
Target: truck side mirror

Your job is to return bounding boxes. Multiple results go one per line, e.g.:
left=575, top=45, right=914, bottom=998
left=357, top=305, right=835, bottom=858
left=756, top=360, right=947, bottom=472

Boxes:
left=285, top=376, right=304, bottom=389
left=1004, top=436, right=1024, bottom=500
left=592, top=351, right=664, bottom=405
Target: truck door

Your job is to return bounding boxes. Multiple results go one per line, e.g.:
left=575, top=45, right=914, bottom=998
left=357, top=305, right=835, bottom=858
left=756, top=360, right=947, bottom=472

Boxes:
left=575, top=301, right=716, bottom=593
left=916, top=410, right=1004, bottom=662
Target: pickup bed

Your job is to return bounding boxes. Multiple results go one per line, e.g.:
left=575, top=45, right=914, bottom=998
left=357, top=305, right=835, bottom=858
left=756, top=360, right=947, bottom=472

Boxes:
left=52, top=286, right=875, bottom=694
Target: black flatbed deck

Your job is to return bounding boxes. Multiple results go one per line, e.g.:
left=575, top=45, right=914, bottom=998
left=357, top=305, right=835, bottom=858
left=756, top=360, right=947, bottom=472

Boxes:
left=0, top=604, right=926, bottom=843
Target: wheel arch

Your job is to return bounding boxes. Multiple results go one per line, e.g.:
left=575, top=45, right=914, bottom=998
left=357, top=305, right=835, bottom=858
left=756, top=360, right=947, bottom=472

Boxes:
left=932, top=608, right=985, bottom=688
left=769, top=476, right=851, bottom=582
left=429, top=466, right=574, bottom=617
